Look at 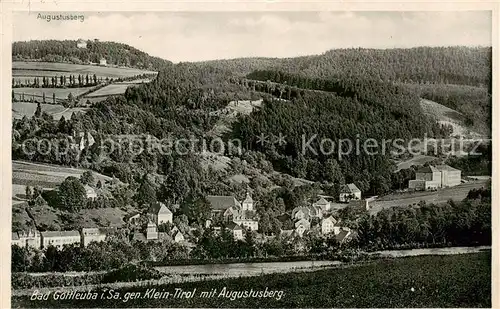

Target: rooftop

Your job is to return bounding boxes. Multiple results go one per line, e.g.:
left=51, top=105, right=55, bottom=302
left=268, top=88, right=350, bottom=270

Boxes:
left=40, top=230, right=80, bottom=238
left=435, top=164, right=460, bottom=172
left=148, top=202, right=172, bottom=215
left=207, top=195, right=240, bottom=210
left=416, top=165, right=439, bottom=173
left=340, top=183, right=361, bottom=194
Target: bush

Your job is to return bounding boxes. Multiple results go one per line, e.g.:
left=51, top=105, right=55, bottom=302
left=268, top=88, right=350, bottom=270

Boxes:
left=101, top=264, right=162, bottom=283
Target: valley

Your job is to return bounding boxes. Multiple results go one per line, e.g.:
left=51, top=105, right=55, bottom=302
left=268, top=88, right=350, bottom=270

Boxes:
left=10, top=39, right=492, bottom=308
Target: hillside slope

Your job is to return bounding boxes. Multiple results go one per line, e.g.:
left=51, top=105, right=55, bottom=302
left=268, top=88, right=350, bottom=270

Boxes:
left=12, top=40, right=172, bottom=71
left=196, top=46, right=492, bottom=89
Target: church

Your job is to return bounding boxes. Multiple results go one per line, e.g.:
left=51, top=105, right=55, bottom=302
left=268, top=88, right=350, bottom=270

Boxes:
left=206, top=192, right=259, bottom=231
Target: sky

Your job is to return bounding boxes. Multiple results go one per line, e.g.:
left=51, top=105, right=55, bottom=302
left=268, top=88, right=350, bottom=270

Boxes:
left=13, top=11, right=492, bottom=63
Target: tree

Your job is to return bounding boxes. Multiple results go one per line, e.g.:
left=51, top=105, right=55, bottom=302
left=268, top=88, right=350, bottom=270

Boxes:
left=135, top=175, right=157, bottom=208
left=52, top=93, right=56, bottom=104
left=25, top=186, right=33, bottom=201
left=80, top=171, right=95, bottom=186
left=34, top=102, right=42, bottom=118
left=58, top=176, right=87, bottom=211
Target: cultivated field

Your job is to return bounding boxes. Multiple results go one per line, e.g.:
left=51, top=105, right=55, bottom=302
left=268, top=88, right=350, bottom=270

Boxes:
left=368, top=180, right=488, bottom=214
left=84, top=84, right=132, bottom=97
left=12, top=102, right=88, bottom=120
left=13, top=61, right=157, bottom=78
left=13, top=87, right=92, bottom=101
left=12, top=161, right=111, bottom=201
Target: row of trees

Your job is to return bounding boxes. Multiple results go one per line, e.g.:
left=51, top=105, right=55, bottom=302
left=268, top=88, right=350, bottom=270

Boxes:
left=12, top=74, right=100, bottom=88
left=356, top=198, right=491, bottom=250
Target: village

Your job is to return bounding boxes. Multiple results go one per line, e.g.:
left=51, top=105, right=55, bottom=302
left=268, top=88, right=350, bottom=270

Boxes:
left=12, top=162, right=462, bottom=253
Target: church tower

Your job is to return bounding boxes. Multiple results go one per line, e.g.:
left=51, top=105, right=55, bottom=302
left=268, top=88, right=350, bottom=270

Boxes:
left=242, top=192, right=253, bottom=211
left=146, top=221, right=158, bottom=240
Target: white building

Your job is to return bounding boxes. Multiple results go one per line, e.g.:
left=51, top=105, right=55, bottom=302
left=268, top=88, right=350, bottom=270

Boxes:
left=409, top=165, right=461, bottom=191
left=84, top=185, right=97, bottom=200
left=99, top=58, right=107, bottom=66
left=313, top=197, right=331, bottom=212
left=80, top=228, right=107, bottom=247
left=12, top=229, right=41, bottom=249
left=173, top=230, right=185, bottom=243
left=320, top=216, right=340, bottom=235
left=146, top=221, right=158, bottom=240
left=40, top=231, right=81, bottom=249
left=339, top=183, right=362, bottom=203
left=148, top=202, right=173, bottom=226
left=77, top=39, right=87, bottom=49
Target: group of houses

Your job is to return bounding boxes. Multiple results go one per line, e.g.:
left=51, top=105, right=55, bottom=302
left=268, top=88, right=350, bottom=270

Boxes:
left=205, top=192, right=259, bottom=240
left=408, top=164, right=461, bottom=191
left=125, top=202, right=187, bottom=243
left=12, top=201, right=187, bottom=250
left=281, top=196, right=352, bottom=243
left=13, top=184, right=369, bottom=249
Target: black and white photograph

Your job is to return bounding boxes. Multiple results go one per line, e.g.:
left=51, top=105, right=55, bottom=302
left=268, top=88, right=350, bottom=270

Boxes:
left=4, top=6, right=495, bottom=308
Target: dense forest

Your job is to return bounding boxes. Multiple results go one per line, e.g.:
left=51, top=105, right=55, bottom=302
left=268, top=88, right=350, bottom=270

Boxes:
left=233, top=70, right=450, bottom=192
left=12, top=40, right=172, bottom=70
left=196, top=46, right=492, bottom=89
left=12, top=45, right=492, bottom=209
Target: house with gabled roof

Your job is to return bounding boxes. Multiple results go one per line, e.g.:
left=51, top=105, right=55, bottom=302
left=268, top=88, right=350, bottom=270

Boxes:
left=226, top=222, right=244, bottom=240
left=148, top=202, right=173, bottom=226
left=339, top=183, right=362, bottom=203
left=172, top=230, right=185, bottom=243
left=124, top=211, right=141, bottom=225
left=320, top=216, right=339, bottom=235
left=12, top=229, right=41, bottom=249
left=294, top=218, right=310, bottom=237
left=335, top=229, right=352, bottom=244
left=76, top=39, right=87, bottom=49
left=292, top=205, right=323, bottom=221
left=84, top=184, right=97, bottom=200
left=313, top=197, right=331, bottom=212
left=207, top=195, right=241, bottom=215
left=207, top=193, right=258, bottom=231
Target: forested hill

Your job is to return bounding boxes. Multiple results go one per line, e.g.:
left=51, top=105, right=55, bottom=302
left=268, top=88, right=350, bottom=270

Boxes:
left=195, top=46, right=492, bottom=90
left=12, top=40, right=172, bottom=71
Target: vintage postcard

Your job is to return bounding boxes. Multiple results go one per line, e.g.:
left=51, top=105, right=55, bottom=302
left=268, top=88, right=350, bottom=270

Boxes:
left=1, top=1, right=497, bottom=308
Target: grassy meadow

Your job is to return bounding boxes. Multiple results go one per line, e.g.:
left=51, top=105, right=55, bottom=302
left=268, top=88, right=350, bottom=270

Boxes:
left=11, top=251, right=490, bottom=308
left=12, top=102, right=88, bottom=120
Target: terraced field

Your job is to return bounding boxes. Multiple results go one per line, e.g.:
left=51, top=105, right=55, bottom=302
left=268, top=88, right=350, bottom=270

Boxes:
left=12, top=102, right=88, bottom=120
left=13, top=87, right=92, bottom=102
left=13, top=61, right=157, bottom=78
left=11, top=160, right=111, bottom=202
left=84, top=84, right=132, bottom=97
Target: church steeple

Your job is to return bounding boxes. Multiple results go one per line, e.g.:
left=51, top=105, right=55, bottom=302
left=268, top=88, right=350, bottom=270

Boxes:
left=242, top=191, right=253, bottom=211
